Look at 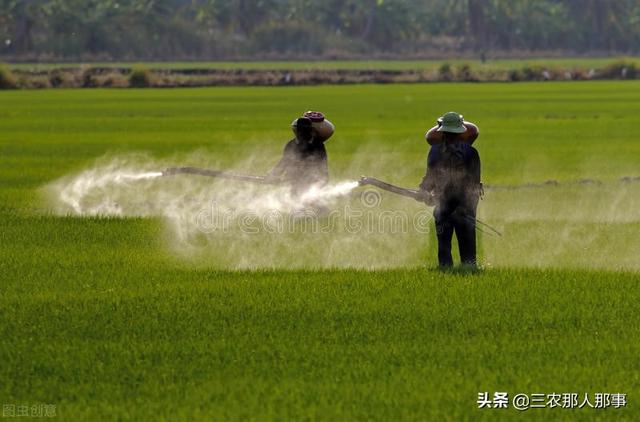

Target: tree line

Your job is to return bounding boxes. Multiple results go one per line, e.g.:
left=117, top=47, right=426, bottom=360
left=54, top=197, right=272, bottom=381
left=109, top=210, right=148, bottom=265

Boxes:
left=2, top=0, right=640, bottom=61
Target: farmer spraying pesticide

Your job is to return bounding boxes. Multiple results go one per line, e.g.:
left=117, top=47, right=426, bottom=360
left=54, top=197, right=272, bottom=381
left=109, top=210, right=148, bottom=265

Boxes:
left=161, top=111, right=336, bottom=200
left=419, top=112, right=483, bottom=268
left=359, top=113, right=495, bottom=266
left=267, top=111, right=334, bottom=196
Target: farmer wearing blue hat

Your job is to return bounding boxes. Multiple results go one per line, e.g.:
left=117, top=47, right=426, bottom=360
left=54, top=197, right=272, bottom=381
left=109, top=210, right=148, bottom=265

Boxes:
left=419, top=111, right=483, bottom=268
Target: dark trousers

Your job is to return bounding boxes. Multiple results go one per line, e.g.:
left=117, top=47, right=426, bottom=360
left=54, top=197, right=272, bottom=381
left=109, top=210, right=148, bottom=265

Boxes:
left=434, top=199, right=478, bottom=267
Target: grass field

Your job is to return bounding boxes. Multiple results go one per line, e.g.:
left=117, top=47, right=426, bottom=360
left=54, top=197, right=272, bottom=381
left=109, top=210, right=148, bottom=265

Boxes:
left=1, top=81, right=639, bottom=419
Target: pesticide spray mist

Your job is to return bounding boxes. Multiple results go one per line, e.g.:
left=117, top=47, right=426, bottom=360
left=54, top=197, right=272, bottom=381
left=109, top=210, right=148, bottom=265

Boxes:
left=45, top=154, right=404, bottom=268
left=45, top=153, right=640, bottom=271
left=50, top=156, right=358, bottom=219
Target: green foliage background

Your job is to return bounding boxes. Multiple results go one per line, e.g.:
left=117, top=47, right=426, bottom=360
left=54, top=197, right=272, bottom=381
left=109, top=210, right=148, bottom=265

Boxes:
left=2, top=0, right=640, bottom=60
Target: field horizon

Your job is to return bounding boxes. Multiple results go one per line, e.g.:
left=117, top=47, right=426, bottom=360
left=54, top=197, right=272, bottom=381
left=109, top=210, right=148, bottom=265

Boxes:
left=7, top=56, right=640, bottom=71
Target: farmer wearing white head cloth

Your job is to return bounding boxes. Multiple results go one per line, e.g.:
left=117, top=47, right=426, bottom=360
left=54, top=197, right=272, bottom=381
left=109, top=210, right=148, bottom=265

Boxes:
left=268, top=111, right=334, bottom=196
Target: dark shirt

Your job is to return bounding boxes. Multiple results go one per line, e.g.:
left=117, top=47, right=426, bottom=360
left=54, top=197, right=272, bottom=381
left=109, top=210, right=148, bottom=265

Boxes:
left=420, top=142, right=481, bottom=204
left=271, top=139, right=329, bottom=191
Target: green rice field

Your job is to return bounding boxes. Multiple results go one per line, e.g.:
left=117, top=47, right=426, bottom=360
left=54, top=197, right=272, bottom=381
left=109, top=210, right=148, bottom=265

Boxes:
left=1, top=81, right=639, bottom=419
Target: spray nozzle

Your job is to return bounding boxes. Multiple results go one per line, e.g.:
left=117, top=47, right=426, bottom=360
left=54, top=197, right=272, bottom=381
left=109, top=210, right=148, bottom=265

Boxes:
left=359, top=176, right=372, bottom=186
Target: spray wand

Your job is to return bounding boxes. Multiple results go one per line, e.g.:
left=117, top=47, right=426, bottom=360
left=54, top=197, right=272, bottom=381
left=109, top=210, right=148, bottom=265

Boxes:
left=162, top=167, right=279, bottom=185
left=358, top=176, right=502, bottom=237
